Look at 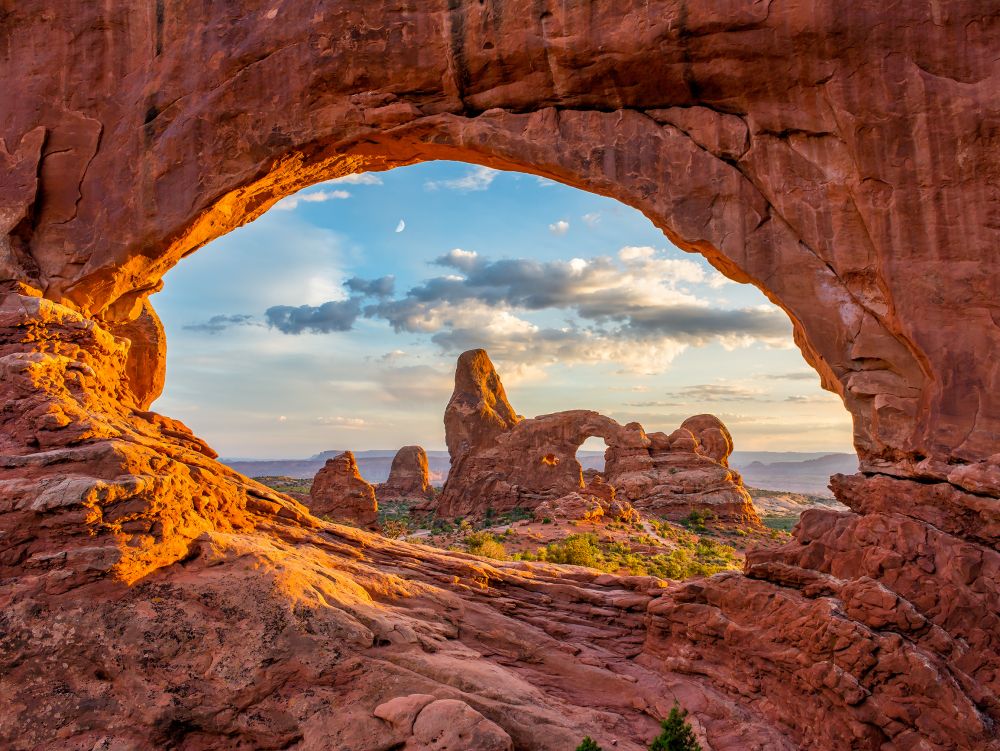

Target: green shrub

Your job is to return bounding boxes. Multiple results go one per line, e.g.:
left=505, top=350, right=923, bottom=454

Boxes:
left=648, top=704, right=702, bottom=751
left=542, top=534, right=603, bottom=568
left=464, top=531, right=507, bottom=560
left=576, top=737, right=603, bottom=751
left=681, top=510, right=711, bottom=532
left=763, top=514, right=798, bottom=532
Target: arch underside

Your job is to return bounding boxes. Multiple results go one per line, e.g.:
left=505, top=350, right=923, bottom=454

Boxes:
left=1, top=1, right=998, bottom=749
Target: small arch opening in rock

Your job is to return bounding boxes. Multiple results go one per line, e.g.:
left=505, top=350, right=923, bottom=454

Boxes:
left=576, top=435, right=610, bottom=477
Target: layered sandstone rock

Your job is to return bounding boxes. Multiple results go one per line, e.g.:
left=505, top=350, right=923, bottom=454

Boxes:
left=610, top=415, right=755, bottom=522
left=374, top=695, right=514, bottom=751
left=309, top=451, right=379, bottom=529
left=437, top=350, right=757, bottom=523
left=534, top=493, right=606, bottom=524
left=378, top=445, right=434, bottom=502
left=2, top=3, right=999, bottom=750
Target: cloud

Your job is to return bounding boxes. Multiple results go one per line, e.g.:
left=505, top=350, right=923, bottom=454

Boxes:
left=395, top=219, right=406, bottom=233
left=264, top=298, right=363, bottom=334
left=315, top=416, right=367, bottom=428
left=624, top=400, right=684, bottom=408
left=367, top=249, right=787, bottom=345
left=626, top=383, right=777, bottom=406
left=549, top=219, right=570, bottom=235
left=345, top=275, right=395, bottom=298
left=582, top=212, right=601, bottom=227
left=327, top=173, right=383, bottom=185
left=434, top=248, right=480, bottom=272
left=183, top=314, right=256, bottom=334
left=774, top=371, right=819, bottom=381
left=785, top=393, right=839, bottom=404
left=273, top=188, right=351, bottom=211
left=422, top=303, right=693, bottom=374
left=668, top=384, right=768, bottom=402
left=607, top=305, right=787, bottom=342
left=425, top=166, right=498, bottom=192
left=376, top=349, right=407, bottom=364
left=265, top=246, right=791, bottom=373
left=374, top=364, right=454, bottom=404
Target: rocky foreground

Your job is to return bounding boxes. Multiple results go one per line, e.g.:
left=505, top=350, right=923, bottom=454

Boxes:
left=2, top=293, right=997, bottom=750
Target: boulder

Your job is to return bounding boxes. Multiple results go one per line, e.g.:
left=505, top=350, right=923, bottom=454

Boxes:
left=533, top=493, right=605, bottom=523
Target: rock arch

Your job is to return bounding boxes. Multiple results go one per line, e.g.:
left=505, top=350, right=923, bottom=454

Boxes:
left=2, top=3, right=998, bottom=749
left=4, top=1, right=998, bottom=489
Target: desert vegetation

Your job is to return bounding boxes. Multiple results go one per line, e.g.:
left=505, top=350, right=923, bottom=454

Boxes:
left=576, top=703, right=703, bottom=750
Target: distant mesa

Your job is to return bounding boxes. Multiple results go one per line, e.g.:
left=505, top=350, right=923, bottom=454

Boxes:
left=308, top=450, right=379, bottom=530
left=435, top=349, right=759, bottom=525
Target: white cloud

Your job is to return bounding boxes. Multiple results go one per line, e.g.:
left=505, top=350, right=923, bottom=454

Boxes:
left=582, top=212, right=601, bottom=227
left=377, top=349, right=407, bottom=364
left=436, top=248, right=479, bottom=272
left=549, top=220, right=570, bottom=235
left=618, top=245, right=656, bottom=262
left=327, top=173, right=383, bottom=185
left=273, top=189, right=351, bottom=211
left=707, top=272, right=731, bottom=288
left=395, top=219, right=406, bottom=233
left=315, top=416, right=367, bottom=428
left=425, top=166, right=498, bottom=192
left=374, top=364, right=454, bottom=404
left=358, top=246, right=791, bottom=375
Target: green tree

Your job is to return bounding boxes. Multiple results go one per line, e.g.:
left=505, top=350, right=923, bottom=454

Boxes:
left=575, top=737, right=603, bottom=751
left=648, top=704, right=702, bottom=751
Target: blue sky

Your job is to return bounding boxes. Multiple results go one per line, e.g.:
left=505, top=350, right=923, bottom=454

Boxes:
left=151, top=161, right=853, bottom=458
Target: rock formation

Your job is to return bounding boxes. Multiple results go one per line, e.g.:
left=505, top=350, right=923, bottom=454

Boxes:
left=378, top=445, right=434, bottom=502
left=610, top=414, right=754, bottom=522
left=308, top=451, right=379, bottom=529
left=374, top=695, right=514, bottom=751
left=1, top=3, right=999, bottom=749
left=437, top=350, right=757, bottom=523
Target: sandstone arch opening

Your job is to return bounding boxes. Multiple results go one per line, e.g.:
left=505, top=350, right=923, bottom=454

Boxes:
left=151, top=160, right=852, bottom=483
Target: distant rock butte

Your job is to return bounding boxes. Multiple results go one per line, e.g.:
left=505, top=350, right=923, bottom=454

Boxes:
left=378, top=445, right=434, bottom=501
left=309, top=451, right=379, bottom=530
left=437, top=350, right=758, bottom=525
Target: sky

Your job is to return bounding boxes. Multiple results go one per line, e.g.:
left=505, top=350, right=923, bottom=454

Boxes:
left=151, top=161, right=854, bottom=459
